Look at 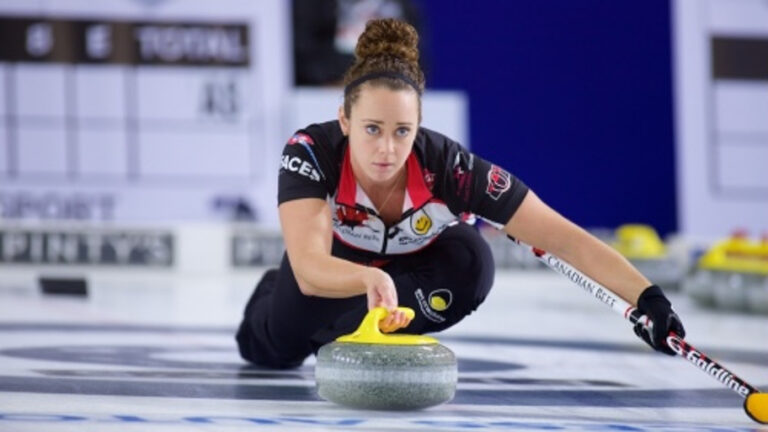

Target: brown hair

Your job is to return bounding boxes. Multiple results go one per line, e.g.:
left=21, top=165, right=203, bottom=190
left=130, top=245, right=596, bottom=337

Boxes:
left=342, top=18, right=425, bottom=120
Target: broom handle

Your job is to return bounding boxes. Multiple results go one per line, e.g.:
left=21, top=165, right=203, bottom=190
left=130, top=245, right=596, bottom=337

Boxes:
left=509, top=237, right=761, bottom=399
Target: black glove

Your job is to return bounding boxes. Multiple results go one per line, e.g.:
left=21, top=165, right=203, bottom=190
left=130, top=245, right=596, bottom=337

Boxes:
left=633, top=285, right=685, bottom=356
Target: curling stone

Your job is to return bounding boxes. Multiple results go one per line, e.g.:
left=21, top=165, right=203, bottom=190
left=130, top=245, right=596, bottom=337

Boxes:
left=315, top=307, right=457, bottom=410
left=744, top=274, right=768, bottom=314
left=682, top=269, right=716, bottom=307
left=684, top=232, right=768, bottom=314
left=612, top=224, right=685, bottom=291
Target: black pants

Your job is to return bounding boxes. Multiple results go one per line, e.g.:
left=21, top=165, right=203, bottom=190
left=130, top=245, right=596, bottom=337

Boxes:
left=236, top=222, right=495, bottom=368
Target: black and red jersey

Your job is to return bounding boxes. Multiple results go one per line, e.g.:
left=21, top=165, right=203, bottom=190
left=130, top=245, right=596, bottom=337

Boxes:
left=278, top=120, right=528, bottom=255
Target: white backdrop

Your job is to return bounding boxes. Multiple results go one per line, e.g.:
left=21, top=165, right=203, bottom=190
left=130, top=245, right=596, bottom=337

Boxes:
left=674, top=0, right=768, bottom=239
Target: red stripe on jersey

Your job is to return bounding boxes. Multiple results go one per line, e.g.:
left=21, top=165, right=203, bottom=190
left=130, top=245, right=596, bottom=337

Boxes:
left=406, top=152, right=433, bottom=209
left=337, top=147, right=433, bottom=210
left=336, top=147, right=357, bottom=207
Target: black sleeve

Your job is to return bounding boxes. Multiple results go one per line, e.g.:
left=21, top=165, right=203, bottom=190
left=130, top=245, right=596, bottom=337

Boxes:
left=440, top=140, right=529, bottom=227
left=277, top=131, right=331, bottom=204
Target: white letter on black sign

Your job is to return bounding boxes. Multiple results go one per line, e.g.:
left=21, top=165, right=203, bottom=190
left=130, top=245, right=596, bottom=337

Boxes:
left=2, top=233, right=28, bottom=261
left=86, top=24, right=112, bottom=59
left=27, top=23, right=53, bottom=57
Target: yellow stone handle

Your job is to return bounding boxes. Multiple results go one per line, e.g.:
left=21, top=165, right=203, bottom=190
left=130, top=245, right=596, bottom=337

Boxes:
left=365, top=306, right=414, bottom=332
left=335, top=306, right=438, bottom=345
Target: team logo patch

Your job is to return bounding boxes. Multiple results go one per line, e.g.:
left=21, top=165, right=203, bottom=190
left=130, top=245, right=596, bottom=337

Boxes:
left=287, top=132, right=314, bottom=146
left=336, top=206, right=378, bottom=232
left=411, top=210, right=432, bottom=235
left=428, top=289, right=453, bottom=312
left=486, top=165, right=511, bottom=200
left=415, top=288, right=446, bottom=323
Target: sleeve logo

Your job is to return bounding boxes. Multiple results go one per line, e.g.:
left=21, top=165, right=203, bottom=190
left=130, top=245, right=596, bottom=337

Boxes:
left=486, top=165, right=511, bottom=200
left=280, top=155, right=320, bottom=181
left=287, top=133, right=314, bottom=146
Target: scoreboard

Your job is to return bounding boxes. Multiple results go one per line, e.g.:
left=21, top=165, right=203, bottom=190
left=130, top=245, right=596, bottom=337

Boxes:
left=0, top=0, right=289, bottom=227
left=675, top=0, right=768, bottom=237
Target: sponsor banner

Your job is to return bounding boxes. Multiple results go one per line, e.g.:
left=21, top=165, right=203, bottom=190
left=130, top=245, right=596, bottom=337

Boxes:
left=0, top=228, right=173, bottom=266
left=231, top=231, right=284, bottom=266
left=0, top=192, right=116, bottom=221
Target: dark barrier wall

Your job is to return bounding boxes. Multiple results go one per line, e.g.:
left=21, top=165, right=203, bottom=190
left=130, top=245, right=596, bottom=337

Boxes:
left=416, top=1, right=676, bottom=235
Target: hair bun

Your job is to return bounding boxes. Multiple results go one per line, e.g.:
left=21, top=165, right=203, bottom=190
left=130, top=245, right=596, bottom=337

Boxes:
left=355, top=18, right=419, bottom=64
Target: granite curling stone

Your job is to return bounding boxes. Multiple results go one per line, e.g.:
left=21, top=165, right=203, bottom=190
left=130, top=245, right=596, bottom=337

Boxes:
left=315, top=307, right=458, bottom=410
left=683, top=232, right=768, bottom=314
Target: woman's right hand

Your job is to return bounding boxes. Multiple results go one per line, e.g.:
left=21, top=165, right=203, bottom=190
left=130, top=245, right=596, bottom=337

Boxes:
left=362, top=268, right=412, bottom=333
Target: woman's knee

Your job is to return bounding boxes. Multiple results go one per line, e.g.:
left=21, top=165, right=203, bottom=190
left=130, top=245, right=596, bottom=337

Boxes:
left=235, top=319, right=307, bottom=369
left=235, top=257, right=313, bottom=369
left=403, top=226, right=495, bottom=332
left=427, top=225, right=495, bottom=295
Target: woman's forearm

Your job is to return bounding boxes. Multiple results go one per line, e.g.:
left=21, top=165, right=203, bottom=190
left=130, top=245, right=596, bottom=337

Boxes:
left=553, top=227, right=650, bottom=305
left=504, top=191, right=651, bottom=306
left=288, top=249, right=371, bottom=298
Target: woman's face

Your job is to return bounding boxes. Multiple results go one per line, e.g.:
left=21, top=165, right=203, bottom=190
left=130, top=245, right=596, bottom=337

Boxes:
left=339, top=85, right=419, bottom=185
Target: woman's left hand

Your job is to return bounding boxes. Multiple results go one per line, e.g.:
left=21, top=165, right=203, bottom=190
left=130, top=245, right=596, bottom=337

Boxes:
left=634, top=285, right=686, bottom=355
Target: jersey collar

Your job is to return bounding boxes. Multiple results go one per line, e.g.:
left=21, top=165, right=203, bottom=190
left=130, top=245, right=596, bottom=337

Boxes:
left=337, top=146, right=433, bottom=211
